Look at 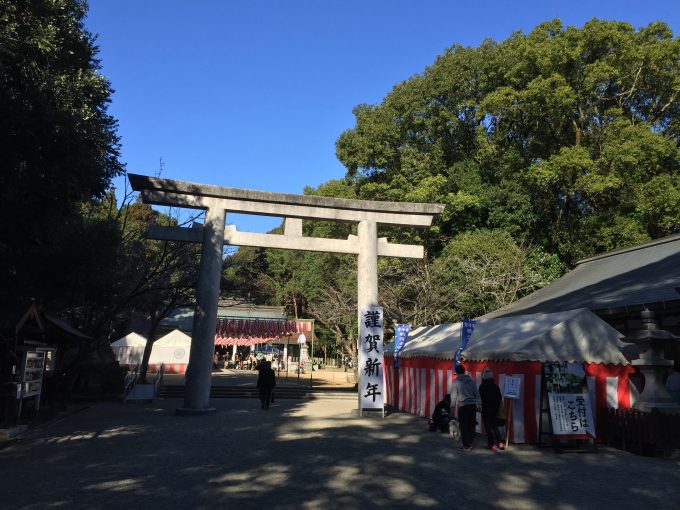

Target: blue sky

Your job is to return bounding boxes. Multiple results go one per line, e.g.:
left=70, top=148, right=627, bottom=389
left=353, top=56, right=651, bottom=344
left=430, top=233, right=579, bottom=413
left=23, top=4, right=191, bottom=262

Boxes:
left=85, top=0, right=679, bottom=233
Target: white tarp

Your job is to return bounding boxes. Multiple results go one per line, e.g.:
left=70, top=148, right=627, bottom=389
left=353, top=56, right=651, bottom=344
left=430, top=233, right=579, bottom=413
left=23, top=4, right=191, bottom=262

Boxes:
left=385, top=308, right=630, bottom=365
left=111, top=332, right=147, bottom=366
left=111, top=330, right=192, bottom=366
left=149, top=329, right=191, bottom=365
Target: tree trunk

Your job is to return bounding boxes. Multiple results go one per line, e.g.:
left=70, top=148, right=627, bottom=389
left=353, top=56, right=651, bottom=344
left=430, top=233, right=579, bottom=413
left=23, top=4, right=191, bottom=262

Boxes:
left=139, top=309, right=162, bottom=383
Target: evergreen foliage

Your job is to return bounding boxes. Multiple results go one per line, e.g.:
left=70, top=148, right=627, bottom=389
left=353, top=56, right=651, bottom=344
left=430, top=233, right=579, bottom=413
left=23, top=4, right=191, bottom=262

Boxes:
left=0, top=0, right=124, bottom=304
left=225, top=19, right=679, bottom=359
left=336, top=19, right=680, bottom=262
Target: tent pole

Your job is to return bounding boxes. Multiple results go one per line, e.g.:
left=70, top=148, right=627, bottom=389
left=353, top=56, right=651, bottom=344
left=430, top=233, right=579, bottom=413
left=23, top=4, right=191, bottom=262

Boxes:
left=310, top=320, right=315, bottom=388
left=505, top=402, right=512, bottom=449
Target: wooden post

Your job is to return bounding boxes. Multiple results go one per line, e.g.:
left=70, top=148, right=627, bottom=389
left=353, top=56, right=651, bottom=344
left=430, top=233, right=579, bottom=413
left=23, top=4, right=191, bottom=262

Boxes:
left=505, top=401, right=513, bottom=449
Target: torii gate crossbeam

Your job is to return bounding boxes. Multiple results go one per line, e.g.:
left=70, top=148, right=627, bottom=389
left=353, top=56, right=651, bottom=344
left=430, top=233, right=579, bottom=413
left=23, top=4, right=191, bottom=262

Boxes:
left=128, top=174, right=444, bottom=415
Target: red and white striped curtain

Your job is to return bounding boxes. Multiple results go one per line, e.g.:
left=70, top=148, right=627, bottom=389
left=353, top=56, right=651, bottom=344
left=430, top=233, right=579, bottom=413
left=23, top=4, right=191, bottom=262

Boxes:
left=384, top=356, right=634, bottom=444
left=214, top=318, right=313, bottom=346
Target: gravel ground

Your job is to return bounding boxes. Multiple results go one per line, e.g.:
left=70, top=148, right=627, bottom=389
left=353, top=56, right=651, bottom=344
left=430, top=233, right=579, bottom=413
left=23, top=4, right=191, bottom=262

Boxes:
left=1, top=397, right=679, bottom=510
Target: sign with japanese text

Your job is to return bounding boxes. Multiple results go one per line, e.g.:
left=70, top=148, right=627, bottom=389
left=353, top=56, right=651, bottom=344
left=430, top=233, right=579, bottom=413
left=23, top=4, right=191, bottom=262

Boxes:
left=359, top=306, right=384, bottom=411
left=547, top=393, right=596, bottom=439
left=503, top=376, right=522, bottom=399
left=542, top=361, right=589, bottom=394
left=393, top=324, right=411, bottom=369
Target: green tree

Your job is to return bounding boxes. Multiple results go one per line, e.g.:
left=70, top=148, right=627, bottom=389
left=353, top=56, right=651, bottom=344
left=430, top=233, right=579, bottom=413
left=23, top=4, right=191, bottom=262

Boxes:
left=431, top=230, right=553, bottom=317
left=336, top=19, right=680, bottom=264
left=49, top=192, right=200, bottom=381
left=0, top=0, right=123, bottom=305
left=226, top=19, right=680, bottom=335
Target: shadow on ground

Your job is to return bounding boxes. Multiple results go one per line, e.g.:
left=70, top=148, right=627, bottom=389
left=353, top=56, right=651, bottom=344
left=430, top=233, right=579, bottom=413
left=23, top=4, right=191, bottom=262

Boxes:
left=0, top=397, right=678, bottom=510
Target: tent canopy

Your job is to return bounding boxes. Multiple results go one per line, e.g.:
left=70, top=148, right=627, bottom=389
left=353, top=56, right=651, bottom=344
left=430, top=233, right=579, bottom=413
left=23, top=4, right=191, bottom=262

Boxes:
left=155, top=329, right=191, bottom=347
left=386, top=308, right=630, bottom=365
left=111, top=332, right=147, bottom=347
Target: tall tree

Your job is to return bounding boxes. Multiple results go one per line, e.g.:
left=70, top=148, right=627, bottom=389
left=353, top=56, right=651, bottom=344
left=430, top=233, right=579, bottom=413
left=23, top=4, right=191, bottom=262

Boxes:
left=336, top=19, right=680, bottom=264
left=0, top=0, right=123, bottom=305
left=226, top=19, right=680, bottom=336
left=73, top=196, right=200, bottom=381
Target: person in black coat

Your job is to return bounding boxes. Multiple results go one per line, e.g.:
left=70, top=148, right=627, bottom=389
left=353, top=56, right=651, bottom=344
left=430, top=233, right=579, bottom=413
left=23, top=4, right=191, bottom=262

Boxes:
left=257, top=360, right=276, bottom=409
left=430, top=394, right=452, bottom=432
left=479, top=367, right=504, bottom=451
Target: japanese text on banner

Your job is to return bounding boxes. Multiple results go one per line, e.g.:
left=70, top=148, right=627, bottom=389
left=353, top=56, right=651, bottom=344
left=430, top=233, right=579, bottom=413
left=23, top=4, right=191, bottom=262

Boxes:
left=393, top=324, right=411, bottom=368
left=359, top=306, right=384, bottom=410
left=454, top=318, right=476, bottom=368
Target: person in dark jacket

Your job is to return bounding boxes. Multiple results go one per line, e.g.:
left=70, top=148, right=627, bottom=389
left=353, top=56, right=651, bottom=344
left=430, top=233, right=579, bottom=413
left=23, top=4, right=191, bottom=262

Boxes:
left=430, top=394, right=452, bottom=432
left=479, top=367, right=504, bottom=451
left=257, top=360, right=276, bottom=409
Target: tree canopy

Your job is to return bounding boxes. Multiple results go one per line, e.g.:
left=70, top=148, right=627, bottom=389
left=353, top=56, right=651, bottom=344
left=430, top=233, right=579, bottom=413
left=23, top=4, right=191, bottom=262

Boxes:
left=0, top=0, right=124, bottom=304
left=0, top=2, right=199, bottom=379
left=224, top=19, right=679, bottom=360
left=336, top=19, right=680, bottom=263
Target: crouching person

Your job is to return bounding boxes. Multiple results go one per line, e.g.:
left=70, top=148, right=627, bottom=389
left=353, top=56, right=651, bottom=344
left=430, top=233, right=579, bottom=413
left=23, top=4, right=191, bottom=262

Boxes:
left=429, top=394, right=452, bottom=432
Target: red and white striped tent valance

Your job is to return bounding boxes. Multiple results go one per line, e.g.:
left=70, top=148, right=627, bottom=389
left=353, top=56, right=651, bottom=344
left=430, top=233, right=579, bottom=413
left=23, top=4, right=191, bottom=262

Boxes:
left=214, top=318, right=312, bottom=346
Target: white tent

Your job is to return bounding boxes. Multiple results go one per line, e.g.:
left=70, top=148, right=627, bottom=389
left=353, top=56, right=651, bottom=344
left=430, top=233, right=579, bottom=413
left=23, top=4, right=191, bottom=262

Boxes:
left=384, top=309, right=635, bottom=443
left=386, top=308, right=630, bottom=365
left=110, top=332, right=147, bottom=366
left=111, top=330, right=192, bottom=373
left=460, top=308, right=630, bottom=364
left=149, top=329, right=191, bottom=366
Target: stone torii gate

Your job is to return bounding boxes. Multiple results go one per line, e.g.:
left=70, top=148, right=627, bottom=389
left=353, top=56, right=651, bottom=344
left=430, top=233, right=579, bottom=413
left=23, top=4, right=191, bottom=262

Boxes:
left=128, top=174, right=444, bottom=414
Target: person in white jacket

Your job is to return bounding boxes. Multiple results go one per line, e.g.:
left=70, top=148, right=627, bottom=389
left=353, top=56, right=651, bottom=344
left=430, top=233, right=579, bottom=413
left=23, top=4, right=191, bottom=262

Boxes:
left=451, top=364, right=481, bottom=450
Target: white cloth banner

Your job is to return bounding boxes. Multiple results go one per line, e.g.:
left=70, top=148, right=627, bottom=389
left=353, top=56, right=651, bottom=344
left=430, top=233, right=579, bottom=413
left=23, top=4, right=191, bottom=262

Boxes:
left=548, top=392, right=596, bottom=438
left=359, top=306, right=384, bottom=411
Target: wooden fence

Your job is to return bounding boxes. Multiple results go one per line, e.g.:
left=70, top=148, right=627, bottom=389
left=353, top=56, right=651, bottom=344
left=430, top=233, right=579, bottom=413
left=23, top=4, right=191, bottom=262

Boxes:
left=604, top=408, right=680, bottom=457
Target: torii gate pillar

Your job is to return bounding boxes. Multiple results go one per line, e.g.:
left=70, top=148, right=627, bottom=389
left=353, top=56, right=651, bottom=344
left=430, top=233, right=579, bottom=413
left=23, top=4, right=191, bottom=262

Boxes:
left=179, top=202, right=225, bottom=414
left=357, top=220, right=378, bottom=306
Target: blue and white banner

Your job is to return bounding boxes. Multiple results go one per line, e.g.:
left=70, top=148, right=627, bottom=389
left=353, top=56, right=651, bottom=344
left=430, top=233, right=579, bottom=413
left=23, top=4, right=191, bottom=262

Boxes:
left=453, top=318, right=476, bottom=368
left=393, top=324, right=411, bottom=368
left=359, top=306, right=384, bottom=411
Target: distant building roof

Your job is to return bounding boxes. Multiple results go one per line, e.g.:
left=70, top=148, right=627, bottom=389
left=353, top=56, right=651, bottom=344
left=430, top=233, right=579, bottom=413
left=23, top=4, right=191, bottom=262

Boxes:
left=483, top=234, right=680, bottom=319
left=44, top=315, right=92, bottom=340
left=0, top=303, right=43, bottom=334
left=160, top=300, right=286, bottom=332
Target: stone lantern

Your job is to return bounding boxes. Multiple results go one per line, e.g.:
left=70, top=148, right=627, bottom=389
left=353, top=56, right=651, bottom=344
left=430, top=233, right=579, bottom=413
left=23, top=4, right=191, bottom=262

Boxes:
left=626, top=309, right=680, bottom=413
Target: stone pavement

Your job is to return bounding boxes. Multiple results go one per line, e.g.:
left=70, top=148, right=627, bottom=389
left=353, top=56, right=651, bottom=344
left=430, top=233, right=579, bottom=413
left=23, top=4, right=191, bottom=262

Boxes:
left=163, top=366, right=356, bottom=388
left=1, top=396, right=679, bottom=510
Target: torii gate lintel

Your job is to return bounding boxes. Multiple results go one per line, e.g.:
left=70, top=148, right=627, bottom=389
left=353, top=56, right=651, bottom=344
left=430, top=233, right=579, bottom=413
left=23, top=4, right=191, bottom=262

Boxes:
left=146, top=224, right=425, bottom=258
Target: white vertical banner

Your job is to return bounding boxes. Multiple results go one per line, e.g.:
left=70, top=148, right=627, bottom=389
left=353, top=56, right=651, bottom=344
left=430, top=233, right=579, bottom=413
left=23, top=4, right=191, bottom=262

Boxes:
left=359, top=306, right=384, bottom=412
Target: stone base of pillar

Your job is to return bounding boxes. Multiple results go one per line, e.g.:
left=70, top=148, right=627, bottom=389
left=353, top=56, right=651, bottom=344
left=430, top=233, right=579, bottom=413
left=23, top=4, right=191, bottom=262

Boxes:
left=175, top=407, right=217, bottom=416
left=350, top=408, right=385, bottom=418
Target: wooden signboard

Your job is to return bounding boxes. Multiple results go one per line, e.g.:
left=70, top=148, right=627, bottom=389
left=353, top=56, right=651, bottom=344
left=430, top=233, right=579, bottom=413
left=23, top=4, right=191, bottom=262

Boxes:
left=538, top=361, right=596, bottom=451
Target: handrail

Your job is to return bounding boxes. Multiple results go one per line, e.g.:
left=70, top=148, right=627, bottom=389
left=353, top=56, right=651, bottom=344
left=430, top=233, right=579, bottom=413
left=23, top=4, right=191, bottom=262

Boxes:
left=123, top=364, right=139, bottom=404
left=153, top=364, right=164, bottom=396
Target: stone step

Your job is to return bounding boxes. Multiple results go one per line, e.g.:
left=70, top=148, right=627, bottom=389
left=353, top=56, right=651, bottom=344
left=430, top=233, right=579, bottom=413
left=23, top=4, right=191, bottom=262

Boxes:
left=158, top=386, right=355, bottom=400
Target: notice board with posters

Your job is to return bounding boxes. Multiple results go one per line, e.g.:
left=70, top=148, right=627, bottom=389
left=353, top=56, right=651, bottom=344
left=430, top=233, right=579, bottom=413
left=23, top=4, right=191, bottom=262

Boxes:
left=539, top=362, right=596, bottom=450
